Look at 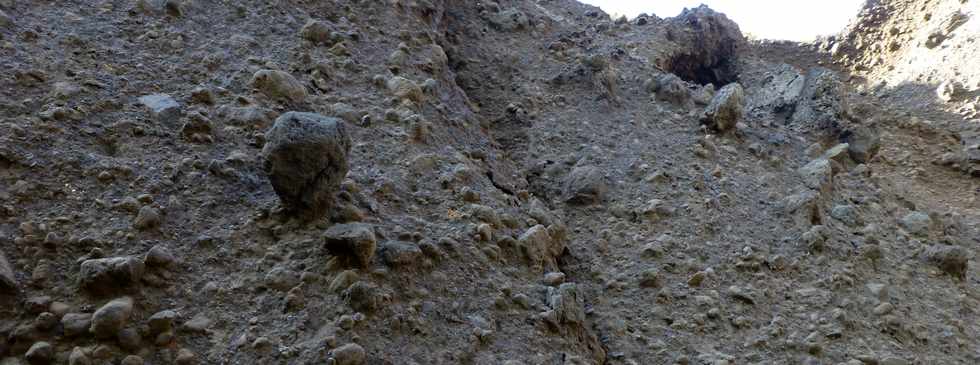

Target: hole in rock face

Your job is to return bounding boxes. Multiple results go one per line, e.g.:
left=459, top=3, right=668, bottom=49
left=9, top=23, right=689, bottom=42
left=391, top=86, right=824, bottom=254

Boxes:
left=663, top=52, right=738, bottom=86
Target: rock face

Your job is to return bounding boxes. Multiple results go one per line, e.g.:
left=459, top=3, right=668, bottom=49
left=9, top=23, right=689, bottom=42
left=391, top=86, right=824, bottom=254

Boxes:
left=701, top=83, right=745, bottom=131
left=262, top=112, right=351, bottom=218
left=78, top=257, right=145, bottom=295
left=789, top=68, right=850, bottom=132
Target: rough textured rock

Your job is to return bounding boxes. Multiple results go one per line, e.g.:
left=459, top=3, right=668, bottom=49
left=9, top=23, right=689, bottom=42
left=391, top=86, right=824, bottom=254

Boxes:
left=563, top=165, right=606, bottom=205
left=650, top=73, right=692, bottom=106
left=138, top=94, right=181, bottom=125
left=0, top=250, right=17, bottom=293
left=517, top=225, right=565, bottom=272
left=25, top=341, right=53, bottom=365
left=331, top=343, right=366, bottom=365
left=701, top=83, right=745, bottom=131
left=262, top=112, right=351, bottom=218
left=90, top=297, right=134, bottom=339
left=250, top=70, right=308, bottom=103
left=323, top=223, right=377, bottom=268
left=790, top=68, right=850, bottom=132
left=924, top=244, right=969, bottom=279
left=78, top=257, right=145, bottom=295
left=62, top=313, right=93, bottom=337
left=660, top=5, right=744, bottom=85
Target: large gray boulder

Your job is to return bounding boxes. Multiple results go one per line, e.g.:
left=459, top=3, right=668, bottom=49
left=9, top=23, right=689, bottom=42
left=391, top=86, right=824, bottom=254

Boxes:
left=701, top=83, right=745, bottom=132
left=262, top=112, right=351, bottom=218
left=563, top=165, right=606, bottom=205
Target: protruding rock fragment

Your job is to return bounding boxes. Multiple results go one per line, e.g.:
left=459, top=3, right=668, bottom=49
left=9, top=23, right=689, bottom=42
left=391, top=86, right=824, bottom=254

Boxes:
left=250, top=70, right=307, bottom=103
left=262, top=112, right=351, bottom=218
left=331, top=343, right=366, bottom=365
left=344, top=281, right=380, bottom=312
left=90, top=297, right=134, bottom=339
left=62, top=313, right=93, bottom=337
left=843, top=126, right=880, bottom=163
left=899, top=211, right=931, bottom=236
left=386, top=76, right=424, bottom=104
left=323, top=223, right=376, bottom=268
left=518, top=225, right=565, bottom=272
left=301, top=20, right=336, bottom=45
left=380, top=241, right=422, bottom=268
left=649, top=73, right=691, bottom=106
left=138, top=94, right=182, bottom=125
left=144, top=245, right=175, bottom=267
left=0, top=250, right=17, bottom=293
left=25, top=341, right=54, bottom=365
left=148, top=310, right=177, bottom=334
left=798, top=158, right=833, bottom=191
left=563, top=165, right=606, bottom=205
left=78, top=256, right=145, bottom=295
left=133, top=206, right=161, bottom=230
left=69, top=347, right=91, bottom=365
left=924, top=245, right=969, bottom=280
left=548, top=283, right=586, bottom=325
left=700, top=83, right=745, bottom=132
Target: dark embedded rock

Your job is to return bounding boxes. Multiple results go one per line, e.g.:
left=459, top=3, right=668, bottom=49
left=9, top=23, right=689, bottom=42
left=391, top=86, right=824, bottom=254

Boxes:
left=262, top=112, right=351, bottom=218
left=78, top=256, right=145, bottom=295
left=323, top=223, right=376, bottom=268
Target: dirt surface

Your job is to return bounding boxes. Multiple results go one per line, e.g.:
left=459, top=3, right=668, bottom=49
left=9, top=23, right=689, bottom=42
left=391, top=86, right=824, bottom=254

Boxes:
left=0, top=1, right=977, bottom=364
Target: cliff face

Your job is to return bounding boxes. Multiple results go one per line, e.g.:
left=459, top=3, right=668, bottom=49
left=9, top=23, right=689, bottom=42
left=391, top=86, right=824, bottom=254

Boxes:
left=0, top=1, right=978, bottom=365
